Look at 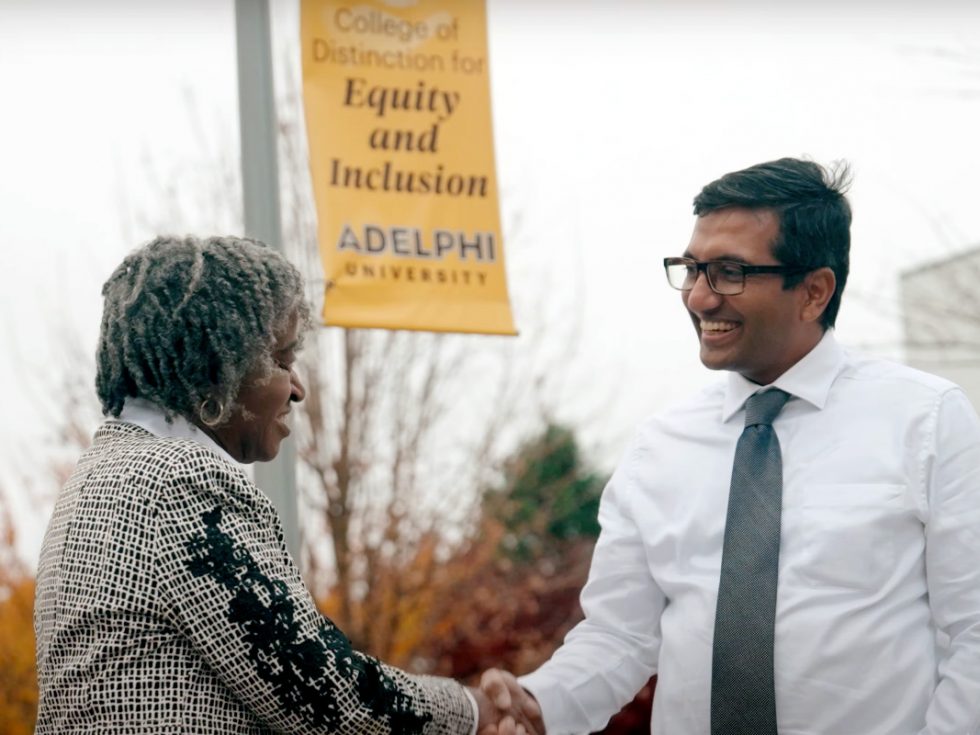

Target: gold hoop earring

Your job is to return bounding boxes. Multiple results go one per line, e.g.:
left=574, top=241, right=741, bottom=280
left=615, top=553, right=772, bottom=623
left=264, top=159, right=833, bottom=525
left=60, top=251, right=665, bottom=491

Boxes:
left=199, top=397, right=224, bottom=427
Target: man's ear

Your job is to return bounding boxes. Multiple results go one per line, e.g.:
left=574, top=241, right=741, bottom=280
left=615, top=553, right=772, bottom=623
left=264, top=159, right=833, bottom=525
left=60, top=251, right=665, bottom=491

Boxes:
left=800, top=267, right=836, bottom=324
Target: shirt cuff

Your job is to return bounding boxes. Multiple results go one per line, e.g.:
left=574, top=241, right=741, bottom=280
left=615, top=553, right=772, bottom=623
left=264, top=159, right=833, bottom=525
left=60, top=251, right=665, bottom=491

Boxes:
left=519, top=672, right=588, bottom=735
left=462, top=685, right=480, bottom=735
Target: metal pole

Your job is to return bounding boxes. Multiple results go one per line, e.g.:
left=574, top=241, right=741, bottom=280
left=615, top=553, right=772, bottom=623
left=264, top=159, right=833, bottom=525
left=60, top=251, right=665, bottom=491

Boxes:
left=235, top=0, right=301, bottom=560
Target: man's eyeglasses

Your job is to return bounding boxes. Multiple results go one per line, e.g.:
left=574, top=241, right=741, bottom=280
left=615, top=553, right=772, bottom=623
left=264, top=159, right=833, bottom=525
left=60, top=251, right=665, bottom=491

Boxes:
left=663, top=257, right=812, bottom=296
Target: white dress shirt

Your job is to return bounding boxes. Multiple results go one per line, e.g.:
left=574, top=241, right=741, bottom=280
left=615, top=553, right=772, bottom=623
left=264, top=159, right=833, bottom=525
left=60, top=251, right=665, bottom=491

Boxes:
left=520, top=332, right=980, bottom=735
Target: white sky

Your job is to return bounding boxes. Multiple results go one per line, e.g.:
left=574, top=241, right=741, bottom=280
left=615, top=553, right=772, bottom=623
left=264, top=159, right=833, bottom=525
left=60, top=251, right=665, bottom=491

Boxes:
left=2, top=0, right=980, bottom=561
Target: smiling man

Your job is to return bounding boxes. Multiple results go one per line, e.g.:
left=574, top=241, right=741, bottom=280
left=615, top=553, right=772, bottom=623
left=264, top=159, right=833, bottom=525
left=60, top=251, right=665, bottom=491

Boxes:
left=675, top=205, right=834, bottom=385
left=482, top=158, right=980, bottom=734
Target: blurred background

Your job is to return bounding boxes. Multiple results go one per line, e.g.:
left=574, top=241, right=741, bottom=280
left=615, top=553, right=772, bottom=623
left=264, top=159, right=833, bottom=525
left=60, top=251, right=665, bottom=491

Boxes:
left=2, top=1, right=980, bottom=731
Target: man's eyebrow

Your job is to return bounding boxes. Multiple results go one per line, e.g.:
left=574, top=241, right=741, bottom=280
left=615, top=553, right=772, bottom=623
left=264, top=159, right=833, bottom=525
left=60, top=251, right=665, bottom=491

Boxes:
left=680, top=251, right=752, bottom=264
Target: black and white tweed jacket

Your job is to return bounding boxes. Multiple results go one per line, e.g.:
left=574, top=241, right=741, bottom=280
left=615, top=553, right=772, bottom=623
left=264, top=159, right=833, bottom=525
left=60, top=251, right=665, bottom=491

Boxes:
left=34, top=421, right=474, bottom=734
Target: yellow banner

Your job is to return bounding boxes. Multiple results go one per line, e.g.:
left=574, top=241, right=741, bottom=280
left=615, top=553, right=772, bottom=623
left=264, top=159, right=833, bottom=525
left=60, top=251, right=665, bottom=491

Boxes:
left=301, top=0, right=516, bottom=335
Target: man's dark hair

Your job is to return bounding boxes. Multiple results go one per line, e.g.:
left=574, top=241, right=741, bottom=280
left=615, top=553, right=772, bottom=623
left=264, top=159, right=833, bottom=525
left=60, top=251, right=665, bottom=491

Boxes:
left=693, top=157, right=852, bottom=329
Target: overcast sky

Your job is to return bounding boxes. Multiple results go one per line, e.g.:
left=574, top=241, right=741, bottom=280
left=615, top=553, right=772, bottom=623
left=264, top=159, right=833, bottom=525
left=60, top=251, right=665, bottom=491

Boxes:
left=3, top=0, right=980, bottom=561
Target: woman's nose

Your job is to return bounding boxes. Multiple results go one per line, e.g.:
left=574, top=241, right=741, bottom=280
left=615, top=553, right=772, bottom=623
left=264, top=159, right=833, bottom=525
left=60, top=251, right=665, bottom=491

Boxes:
left=290, top=367, right=306, bottom=403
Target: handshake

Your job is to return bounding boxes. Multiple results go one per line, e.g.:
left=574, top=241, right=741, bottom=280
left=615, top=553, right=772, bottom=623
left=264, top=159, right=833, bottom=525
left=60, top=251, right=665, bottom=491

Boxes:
left=468, top=669, right=546, bottom=735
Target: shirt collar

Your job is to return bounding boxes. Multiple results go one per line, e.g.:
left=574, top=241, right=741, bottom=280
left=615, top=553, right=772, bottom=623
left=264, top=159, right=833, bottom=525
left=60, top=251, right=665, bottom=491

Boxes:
left=116, top=397, right=241, bottom=466
left=721, top=330, right=846, bottom=423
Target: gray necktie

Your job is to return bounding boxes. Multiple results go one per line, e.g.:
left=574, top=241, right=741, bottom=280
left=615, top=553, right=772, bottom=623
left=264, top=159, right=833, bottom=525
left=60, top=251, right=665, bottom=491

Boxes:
left=711, top=388, right=791, bottom=735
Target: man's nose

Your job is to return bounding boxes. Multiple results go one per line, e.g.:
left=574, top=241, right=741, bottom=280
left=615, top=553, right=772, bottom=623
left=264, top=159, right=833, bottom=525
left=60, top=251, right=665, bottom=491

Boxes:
left=685, top=271, right=723, bottom=313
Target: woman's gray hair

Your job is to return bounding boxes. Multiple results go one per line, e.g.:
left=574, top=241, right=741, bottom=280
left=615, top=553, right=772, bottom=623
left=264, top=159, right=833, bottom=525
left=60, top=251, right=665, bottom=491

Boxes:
left=96, top=235, right=313, bottom=425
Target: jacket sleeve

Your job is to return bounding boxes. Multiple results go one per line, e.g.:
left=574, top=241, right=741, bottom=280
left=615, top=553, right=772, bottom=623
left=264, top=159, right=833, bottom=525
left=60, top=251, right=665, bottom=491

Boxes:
left=152, top=445, right=474, bottom=735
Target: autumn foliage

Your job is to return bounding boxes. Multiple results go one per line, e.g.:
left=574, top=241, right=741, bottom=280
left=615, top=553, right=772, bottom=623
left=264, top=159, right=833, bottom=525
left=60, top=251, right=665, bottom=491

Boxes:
left=0, top=503, right=38, bottom=735
left=421, top=423, right=657, bottom=735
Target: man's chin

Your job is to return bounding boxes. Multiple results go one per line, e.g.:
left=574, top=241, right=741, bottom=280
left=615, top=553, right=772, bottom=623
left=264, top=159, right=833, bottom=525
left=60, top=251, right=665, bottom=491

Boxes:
left=699, top=346, right=733, bottom=372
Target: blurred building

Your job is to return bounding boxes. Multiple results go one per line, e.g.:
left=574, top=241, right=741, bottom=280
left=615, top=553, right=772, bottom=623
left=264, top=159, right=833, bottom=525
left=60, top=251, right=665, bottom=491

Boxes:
left=901, top=246, right=980, bottom=409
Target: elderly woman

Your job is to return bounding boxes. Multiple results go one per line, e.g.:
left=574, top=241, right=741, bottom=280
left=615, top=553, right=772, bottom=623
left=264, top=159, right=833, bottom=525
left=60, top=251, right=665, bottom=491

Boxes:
left=33, top=236, right=536, bottom=734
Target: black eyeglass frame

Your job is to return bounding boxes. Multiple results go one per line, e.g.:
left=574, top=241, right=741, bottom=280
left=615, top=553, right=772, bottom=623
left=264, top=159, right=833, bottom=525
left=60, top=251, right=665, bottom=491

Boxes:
left=662, top=256, right=814, bottom=296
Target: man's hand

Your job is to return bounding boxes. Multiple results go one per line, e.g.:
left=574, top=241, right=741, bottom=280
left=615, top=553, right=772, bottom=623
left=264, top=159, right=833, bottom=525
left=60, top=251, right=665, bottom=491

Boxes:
left=469, top=668, right=545, bottom=735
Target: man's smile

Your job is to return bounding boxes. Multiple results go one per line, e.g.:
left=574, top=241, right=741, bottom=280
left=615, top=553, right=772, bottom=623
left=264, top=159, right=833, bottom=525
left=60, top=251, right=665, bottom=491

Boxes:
left=699, top=319, right=740, bottom=333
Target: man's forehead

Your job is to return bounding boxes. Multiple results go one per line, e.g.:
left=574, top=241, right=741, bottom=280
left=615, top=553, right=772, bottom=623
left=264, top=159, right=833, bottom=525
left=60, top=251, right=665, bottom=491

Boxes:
left=696, top=206, right=778, bottom=227
left=685, top=207, right=780, bottom=260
